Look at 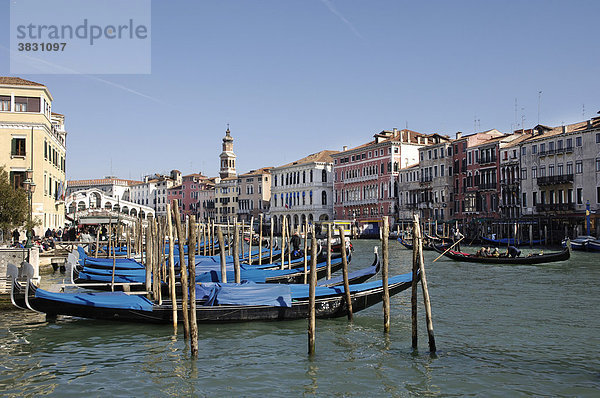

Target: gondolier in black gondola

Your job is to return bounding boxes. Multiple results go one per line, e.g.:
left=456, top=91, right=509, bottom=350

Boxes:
left=506, top=245, right=521, bottom=258
left=453, top=228, right=464, bottom=251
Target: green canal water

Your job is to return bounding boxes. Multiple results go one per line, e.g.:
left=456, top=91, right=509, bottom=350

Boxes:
left=1, top=240, right=599, bottom=397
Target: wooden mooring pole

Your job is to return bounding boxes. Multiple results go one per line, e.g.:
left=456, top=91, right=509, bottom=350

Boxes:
left=233, top=223, right=241, bottom=283
left=280, top=217, right=286, bottom=270
left=188, top=216, right=199, bottom=358
left=326, top=223, right=332, bottom=280
left=303, top=218, right=308, bottom=284
left=338, top=226, right=353, bottom=321
left=166, top=204, right=177, bottom=330
left=382, top=216, right=390, bottom=333
left=269, top=220, right=274, bottom=264
left=413, top=214, right=437, bottom=353
left=258, top=214, right=263, bottom=266
left=217, top=226, right=227, bottom=283
left=308, top=225, right=317, bottom=355
left=173, top=200, right=190, bottom=339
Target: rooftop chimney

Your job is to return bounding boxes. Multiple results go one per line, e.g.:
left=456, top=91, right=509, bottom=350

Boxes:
left=407, top=130, right=411, bottom=142
left=456, top=132, right=462, bottom=140
left=343, top=145, right=348, bottom=151
left=562, top=125, right=567, bottom=134
left=393, top=128, right=398, bottom=135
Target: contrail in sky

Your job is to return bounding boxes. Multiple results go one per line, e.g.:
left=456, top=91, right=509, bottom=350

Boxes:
left=0, top=43, right=165, bottom=104
left=320, top=0, right=364, bottom=40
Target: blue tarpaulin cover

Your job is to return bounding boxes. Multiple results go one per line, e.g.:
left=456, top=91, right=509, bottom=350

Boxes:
left=196, top=281, right=292, bottom=307
left=289, top=272, right=413, bottom=299
left=77, top=271, right=145, bottom=284
left=35, top=289, right=153, bottom=311
left=316, top=264, right=376, bottom=286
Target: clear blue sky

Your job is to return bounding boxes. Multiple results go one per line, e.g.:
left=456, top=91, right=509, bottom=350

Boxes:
left=1, top=0, right=599, bottom=180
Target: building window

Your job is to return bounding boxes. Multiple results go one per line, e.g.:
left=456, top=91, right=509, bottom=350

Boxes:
left=567, top=162, right=573, bottom=175
left=10, top=171, right=26, bottom=189
left=321, top=191, right=327, bottom=205
left=521, top=147, right=526, bottom=156
left=533, top=192, right=537, bottom=206
left=521, top=168, right=527, bottom=180
left=532, top=144, right=537, bottom=154
left=522, top=193, right=527, bottom=207
left=322, top=169, right=327, bottom=183
left=596, top=158, right=600, bottom=172
left=11, top=137, right=26, bottom=156
left=577, top=188, right=583, bottom=204
left=597, top=187, right=600, bottom=203
left=549, top=165, right=554, bottom=177
left=14, top=102, right=27, bottom=112
left=531, top=167, right=537, bottom=179
left=0, top=96, right=10, bottom=111
left=576, top=161, right=583, bottom=174
left=596, top=133, right=600, bottom=144
left=576, top=136, right=582, bottom=147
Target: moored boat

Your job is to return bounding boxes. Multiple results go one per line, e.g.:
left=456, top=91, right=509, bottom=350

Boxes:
left=11, top=263, right=413, bottom=324
left=433, top=244, right=570, bottom=265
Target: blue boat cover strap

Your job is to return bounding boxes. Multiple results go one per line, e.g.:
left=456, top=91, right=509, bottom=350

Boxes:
left=196, top=281, right=291, bottom=307
left=35, top=289, right=153, bottom=311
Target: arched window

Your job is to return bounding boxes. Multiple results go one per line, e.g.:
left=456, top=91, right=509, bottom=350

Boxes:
left=322, top=169, right=327, bottom=183
left=322, top=191, right=327, bottom=206
left=303, top=171, right=306, bottom=184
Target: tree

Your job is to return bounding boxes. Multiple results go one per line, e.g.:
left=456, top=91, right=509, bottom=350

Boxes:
left=0, top=166, right=29, bottom=241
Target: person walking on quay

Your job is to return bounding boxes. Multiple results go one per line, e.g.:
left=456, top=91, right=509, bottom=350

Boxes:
left=290, top=230, right=302, bottom=257
left=56, top=227, right=63, bottom=241
left=12, top=229, right=20, bottom=246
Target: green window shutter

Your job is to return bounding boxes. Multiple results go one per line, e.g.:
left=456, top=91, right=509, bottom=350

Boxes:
left=11, top=138, right=16, bottom=155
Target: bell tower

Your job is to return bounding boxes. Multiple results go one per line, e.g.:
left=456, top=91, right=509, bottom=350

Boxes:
left=219, top=126, right=237, bottom=179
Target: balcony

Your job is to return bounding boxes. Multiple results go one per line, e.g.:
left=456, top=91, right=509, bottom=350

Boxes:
left=535, top=203, right=575, bottom=212
left=565, top=146, right=573, bottom=153
left=478, top=156, right=497, bottom=165
left=478, top=182, right=497, bottom=190
left=538, top=151, right=546, bottom=157
left=536, top=174, right=574, bottom=186
left=420, top=176, right=432, bottom=186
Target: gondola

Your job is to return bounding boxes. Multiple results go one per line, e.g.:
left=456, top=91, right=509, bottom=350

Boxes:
left=480, top=236, right=545, bottom=246
left=11, top=262, right=412, bottom=324
left=561, top=236, right=597, bottom=251
left=432, top=244, right=570, bottom=264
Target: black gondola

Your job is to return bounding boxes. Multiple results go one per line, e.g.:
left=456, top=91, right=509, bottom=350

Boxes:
left=11, top=263, right=413, bottom=324
left=432, top=245, right=570, bottom=265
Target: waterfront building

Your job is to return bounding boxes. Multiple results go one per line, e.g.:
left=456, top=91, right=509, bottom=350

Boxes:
left=197, top=178, right=216, bottom=222
left=396, top=163, right=420, bottom=223
left=415, top=134, right=453, bottom=223
left=238, top=167, right=272, bottom=223
left=132, top=170, right=182, bottom=216
left=519, top=117, right=600, bottom=239
left=269, top=150, right=337, bottom=233
left=452, top=129, right=504, bottom=234
left=215, top=128, right=238, bottom=223
left=167, top=172, right=211, bottom=217
left=498, top=131, right=532, bottom=223
left=0, top=77, right=67, bottom=235
left=332, top=128, right=433, bottom=231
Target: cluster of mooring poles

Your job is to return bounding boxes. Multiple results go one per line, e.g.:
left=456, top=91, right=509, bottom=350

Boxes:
left=96, top=204, right=436, bottom=357
left=306, top=214, right=436, bottom=355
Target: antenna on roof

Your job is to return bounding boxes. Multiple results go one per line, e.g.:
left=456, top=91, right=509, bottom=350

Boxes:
left=537, top=91, right=542, bottom=125
left=405, top=120, right=408, bottom=129
left=514, top=98, right=518, bottom=128
left=582, top=104, right=585, bottom=119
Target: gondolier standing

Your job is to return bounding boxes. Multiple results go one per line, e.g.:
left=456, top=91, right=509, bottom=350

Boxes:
left=453, top=228, right=464, bottom=251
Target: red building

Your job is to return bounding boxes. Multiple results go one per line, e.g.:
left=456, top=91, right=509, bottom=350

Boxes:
left=167, top=173, right=211, bottom=218
left=452, top=129, right=504, bottom=234
left=332, top=128, right=436, bottom=232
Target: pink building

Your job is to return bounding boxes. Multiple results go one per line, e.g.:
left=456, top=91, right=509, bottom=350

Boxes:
left=331, top=129, right=433, bottom=231
left=167, top=173, right=212, bottom=218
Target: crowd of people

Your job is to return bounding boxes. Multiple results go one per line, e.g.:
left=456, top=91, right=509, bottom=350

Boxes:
left=10, top=225, right=104, bottom=252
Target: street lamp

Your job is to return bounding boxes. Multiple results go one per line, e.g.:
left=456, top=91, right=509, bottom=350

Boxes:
left=23, top=169, right=36, bottom=248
